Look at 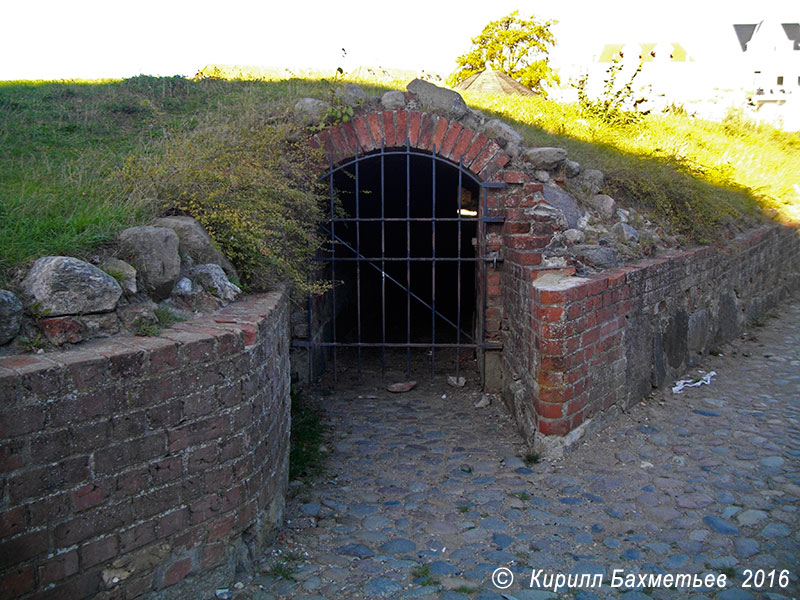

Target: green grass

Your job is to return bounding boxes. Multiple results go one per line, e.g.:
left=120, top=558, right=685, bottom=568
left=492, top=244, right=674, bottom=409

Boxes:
left=462, top=91, right=800, bottom=242
left=2, top=72, right=798, bottom=287
left=288, top=387, right=329, bottom=482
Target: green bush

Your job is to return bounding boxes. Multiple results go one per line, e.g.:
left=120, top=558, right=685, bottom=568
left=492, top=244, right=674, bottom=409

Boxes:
left=126, top=107, right=329, bottom=293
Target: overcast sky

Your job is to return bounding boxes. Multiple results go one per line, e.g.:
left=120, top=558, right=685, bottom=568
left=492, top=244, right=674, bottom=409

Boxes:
left=1, top=0, right=797, bottom=81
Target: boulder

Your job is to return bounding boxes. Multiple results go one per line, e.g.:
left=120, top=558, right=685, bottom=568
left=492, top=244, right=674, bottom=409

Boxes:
left=482, top=119, right=522, bottom=148
left=564, top=229, right=586, bottom=245
left=406, top=79, right=468, bottom=120
left=189, top=264, right=241, bottom=304
left=565, top=169, right=604, bottom=202
left=572, top=245, right=619, bottom=270
left=21, top=256, right=122, bottom=316
left=335, top=83, right=366, bottom=107
left=294, top=98, right=331, bottom=125
left=81, top=312, right=120, bottom=339
left=613, top=222, right=639, bottom=243
left=541, top=184, right=586, bottom=230
left=528, top=204, right=569, bottom=230
left=39, top=316, right=88, bottom=346
left=586, top=194, right=616, bottom=219
left=152, top=216, right=238, bottom=280
left=564, top=160, right=581, bottom=178
left=523, top=147, right=567, bottom=170
left=381, top=90, right=406, bottom=110
left=118, top=226, right=181, bottom=301
left=0, top=290, right=23, bottom=345
left=100, top=257, right=137, bottom=295
left=118, top=302, right=158, bottom=332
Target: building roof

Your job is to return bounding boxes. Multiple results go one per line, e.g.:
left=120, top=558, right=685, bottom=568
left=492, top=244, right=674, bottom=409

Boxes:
left=733, top=21, right=800, bottom=52
left=452, top=70, right=536, bottom=96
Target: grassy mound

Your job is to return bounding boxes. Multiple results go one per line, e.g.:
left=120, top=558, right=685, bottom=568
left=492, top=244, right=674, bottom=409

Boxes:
left=1, top=74, right=797, bottom=289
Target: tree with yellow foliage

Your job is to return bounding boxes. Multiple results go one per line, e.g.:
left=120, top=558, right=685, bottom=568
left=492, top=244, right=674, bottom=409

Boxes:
left=447, top=11, right=559, bottom=95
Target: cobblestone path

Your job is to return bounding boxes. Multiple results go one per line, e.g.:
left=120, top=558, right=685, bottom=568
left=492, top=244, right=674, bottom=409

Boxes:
left=229, top=297, right=799, bottom=600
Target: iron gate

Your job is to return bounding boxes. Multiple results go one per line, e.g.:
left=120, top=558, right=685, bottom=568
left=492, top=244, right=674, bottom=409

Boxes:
left=294, top=140, right=505, bottom=383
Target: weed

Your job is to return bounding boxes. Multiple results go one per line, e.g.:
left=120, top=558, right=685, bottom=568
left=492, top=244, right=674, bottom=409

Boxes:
left=453, top=585, right=480, bottom=594
left=719, top=566, right=737, bottom=579
left=523, top=452, right=541, bottom=466
left=509, top=491, right=531, bottom=501
left=153, top=306, right=185, bottom=328
left=410, top=564, right=439, bottom=587
left=266, top=559, right=296, bottom=581
left=457, top=505, right=471, bottom=514
left=19, top=333, right=45, bottom=352
left=134, top=319, right=161, bottom=337
left=101, top=267, right=128, bottom=284
left=709, top=348, right=723, bottom=356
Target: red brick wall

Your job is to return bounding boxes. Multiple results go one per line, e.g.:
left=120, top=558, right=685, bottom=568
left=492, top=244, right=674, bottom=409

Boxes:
left=505, top=224, right=800, bottom=450
left=312, top=110, right=510, bottom=177
left=0, top=291, right=290, bottom=600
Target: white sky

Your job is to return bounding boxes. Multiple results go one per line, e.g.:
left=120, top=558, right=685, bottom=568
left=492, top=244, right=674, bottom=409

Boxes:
left=1, top=0, right=798, bottom=81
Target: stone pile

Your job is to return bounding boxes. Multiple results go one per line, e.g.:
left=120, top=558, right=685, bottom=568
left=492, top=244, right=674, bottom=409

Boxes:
left=0, top=216, right=240, bottom=354
left=295, top=78, right=676, bottom=275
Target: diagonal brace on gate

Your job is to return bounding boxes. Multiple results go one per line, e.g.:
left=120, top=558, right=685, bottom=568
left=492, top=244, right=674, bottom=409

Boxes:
left=319, top=223, right=476, bottom=343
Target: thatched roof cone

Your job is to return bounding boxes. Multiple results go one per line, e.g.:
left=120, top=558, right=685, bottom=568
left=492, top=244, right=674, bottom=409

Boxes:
left=452, top=70, right=536, bottom=95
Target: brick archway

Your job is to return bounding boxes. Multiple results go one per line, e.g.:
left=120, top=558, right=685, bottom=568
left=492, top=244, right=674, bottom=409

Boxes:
left=306, top=108, right=581, bottom=448
left=310, top=110, right=511, bottom=178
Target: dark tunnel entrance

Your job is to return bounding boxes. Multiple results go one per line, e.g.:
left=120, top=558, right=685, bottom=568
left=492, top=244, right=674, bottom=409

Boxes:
left=315, top=148, right=485, bottom=381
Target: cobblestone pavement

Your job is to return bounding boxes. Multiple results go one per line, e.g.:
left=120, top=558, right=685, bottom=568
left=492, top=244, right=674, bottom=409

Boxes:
left=228, top=297, right=799, bottom=600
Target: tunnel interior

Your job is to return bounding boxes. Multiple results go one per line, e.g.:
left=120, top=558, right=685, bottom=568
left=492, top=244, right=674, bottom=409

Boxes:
left=325, top=152, right=481, bottom=368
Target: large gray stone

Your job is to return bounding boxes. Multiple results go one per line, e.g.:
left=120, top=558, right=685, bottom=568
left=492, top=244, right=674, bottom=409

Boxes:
left=0, top=290, right=23, bottom=345
left=565, top=169, right=605, bottom=202
left=482, top=119, right=522, bottom=148
left=380, top=90, right=406, bottom=110
left=586, top=194, right=616, bottom=219
left=21, top=256, right=122, bottom=316
left=152, top=216, right=238, bottom=280
left=524, top=147, right=567, bottom=170
left=406, top=79, right=468, bottom=119
left=541, top=184, right=586, bottom=230
left=571, top=245, right=619, bottom=270
left=100, top=257, right=137, bottom=295
left=612, top=222, right=639, bottom=243
left=189, top=264, right=241, bottom=304
left=294, top=97, right=330, bottom=125
left=118, top=226, right=181, bottom=301
left=334, top=83, right=366, bottom=107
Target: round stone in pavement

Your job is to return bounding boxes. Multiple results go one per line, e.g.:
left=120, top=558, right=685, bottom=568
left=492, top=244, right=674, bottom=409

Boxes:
left=363, top=577, right=402, bottom=596
left=379, top=538, right=416, bottom=555
left=703, top=516, right=739, bottom=535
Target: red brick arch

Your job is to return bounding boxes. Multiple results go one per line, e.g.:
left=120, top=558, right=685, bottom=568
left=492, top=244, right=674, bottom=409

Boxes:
left=311, top=110, right=511, bottom=177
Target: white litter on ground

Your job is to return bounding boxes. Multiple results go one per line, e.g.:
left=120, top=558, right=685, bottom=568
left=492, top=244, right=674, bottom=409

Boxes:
left=672, top=371, right=716, bottom=394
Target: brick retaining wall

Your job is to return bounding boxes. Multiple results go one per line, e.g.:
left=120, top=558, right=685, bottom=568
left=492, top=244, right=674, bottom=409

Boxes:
left=502, top=224, right=800, bottom=455
left=0, top=291, right=290, bottom=599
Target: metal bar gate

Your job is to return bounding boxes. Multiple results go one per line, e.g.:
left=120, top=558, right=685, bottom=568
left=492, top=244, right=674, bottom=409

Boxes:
left=294, top=139, right=505, bottom=384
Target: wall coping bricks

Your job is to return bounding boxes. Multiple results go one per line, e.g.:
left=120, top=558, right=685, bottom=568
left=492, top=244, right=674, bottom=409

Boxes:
left=0, top=290, right=291, bottom=600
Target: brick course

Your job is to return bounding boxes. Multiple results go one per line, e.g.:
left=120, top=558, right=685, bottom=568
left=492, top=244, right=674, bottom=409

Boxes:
left=0, top=291, right=290, bottom=599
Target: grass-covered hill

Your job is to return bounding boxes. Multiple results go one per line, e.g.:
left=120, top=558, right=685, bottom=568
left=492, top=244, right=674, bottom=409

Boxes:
left=1, top=74, right=798, bottom=290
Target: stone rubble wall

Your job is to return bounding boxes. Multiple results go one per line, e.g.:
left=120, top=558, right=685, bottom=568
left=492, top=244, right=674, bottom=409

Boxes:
left=0, top=291, right=290, bottom=600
